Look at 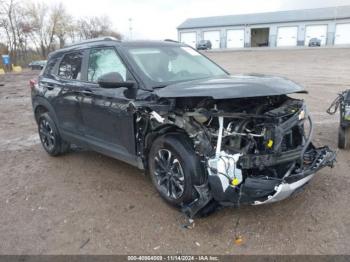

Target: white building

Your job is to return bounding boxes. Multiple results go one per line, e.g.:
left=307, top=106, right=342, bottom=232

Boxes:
left=177, top=6, right=350, bottom=49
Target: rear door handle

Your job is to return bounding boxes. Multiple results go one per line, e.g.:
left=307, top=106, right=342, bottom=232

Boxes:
left=46, top=84, right=55, bottom=90
left=42, top=83, right=55, bottom=90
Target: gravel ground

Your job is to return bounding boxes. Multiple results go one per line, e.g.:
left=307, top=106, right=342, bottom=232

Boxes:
left=0, top=48, right=349, bottom=255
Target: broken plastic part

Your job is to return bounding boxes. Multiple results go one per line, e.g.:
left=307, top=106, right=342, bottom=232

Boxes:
left=181, top=183, right=212, bottom=218
left=150, top=111, right=165, bottom=123
left=253, top=174, right=315, bottom=205
left=266, top=139, right=274, bottom=148
left=215, top=116, right=224, bottom=157
left=207, top=151, right=243, bottom=191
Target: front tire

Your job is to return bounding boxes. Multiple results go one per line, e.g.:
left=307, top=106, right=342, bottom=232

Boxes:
left=148, top=133, right=206, bottom=206
left=38, top=113, right=70, bottom=156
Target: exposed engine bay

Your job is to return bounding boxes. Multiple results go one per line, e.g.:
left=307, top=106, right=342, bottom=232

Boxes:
left=133, top=94, right=336, bottom=217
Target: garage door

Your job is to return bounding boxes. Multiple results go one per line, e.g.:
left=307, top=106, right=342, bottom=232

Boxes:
left=226, top=29, right=245, bottom=48
left=305, top=25, right=327, bottom=46
left=277, top=26, right=298, bottom=47
left=203, top=31, right=221, bottom=49
left=335, top=23, right=350, bottom=45
left=180, top=32, right=197, bottom=48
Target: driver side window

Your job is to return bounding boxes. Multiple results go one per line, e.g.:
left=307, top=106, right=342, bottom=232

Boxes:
left=87, top=48, right=127, bottom=83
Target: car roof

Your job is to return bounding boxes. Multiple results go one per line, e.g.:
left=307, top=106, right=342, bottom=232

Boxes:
left=120, top=40, right=184, bottom=47
left=48, top=37, right=185, bottom=58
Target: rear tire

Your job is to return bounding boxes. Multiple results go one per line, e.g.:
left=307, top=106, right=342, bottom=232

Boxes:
left=148, top=133, right=206, bottom=206
left=338, top=126, right=350, bottom=149
left=38, top=113, right=70, bottom=156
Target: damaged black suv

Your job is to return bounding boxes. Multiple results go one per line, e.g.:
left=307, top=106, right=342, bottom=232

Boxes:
left=31, top=37, right=336, bottom=217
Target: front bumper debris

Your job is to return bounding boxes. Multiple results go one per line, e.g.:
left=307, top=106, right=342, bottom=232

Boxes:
left=182, top=146, right=336, bottom=217
left=206, top=145, right=336, bottom=206
left=253, top=174, right=315, bottom=205
left=253, top=146, right=336, bottom=205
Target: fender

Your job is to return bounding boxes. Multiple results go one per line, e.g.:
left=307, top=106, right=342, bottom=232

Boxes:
left=32, top=96, right=60, bottom=128
left=144, top=124, right=186, bottom=154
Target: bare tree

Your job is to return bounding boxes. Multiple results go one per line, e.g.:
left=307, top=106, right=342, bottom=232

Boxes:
left=0, top=0, right=122, bottom=64
left=0, top=0, right=21, bottom=63
left=0, top=16, right=13, bottom=54
left=26, top=2, right=54, bottom=57
left=25, top=2, right=72, bottom=57
left=52, top=3, right=73, bottom=48
left=0, top=0, right=35, bottom=65
left=76, top=16, right=122, bottom=40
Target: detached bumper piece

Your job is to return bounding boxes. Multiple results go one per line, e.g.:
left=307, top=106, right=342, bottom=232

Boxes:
left=254, top=146, right=336, bottom=204
left=206, top=145, right=336, bottom=207
left=252, top=175, right=315, bottom=205
left=181, top=183, right=213, bottom=218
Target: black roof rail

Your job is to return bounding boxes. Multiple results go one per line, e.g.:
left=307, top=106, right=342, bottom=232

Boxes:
left=65, top=36, right=121, bottom=48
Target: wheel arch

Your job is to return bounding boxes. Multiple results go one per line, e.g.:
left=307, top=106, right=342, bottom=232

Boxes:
left=143, top=123, right=207, bottom=183
left=142, top=124, right=198, bottom=170
left=146, top=124, right=207, bottom=194
left=33, top=97, right=59, bottom=126
left=144, top=124, right=190, bottom=156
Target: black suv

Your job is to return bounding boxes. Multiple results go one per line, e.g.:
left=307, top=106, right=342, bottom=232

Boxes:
left=31, top=37, right=335, bottom=217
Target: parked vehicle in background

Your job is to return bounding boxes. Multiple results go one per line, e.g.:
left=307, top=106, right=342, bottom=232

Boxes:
left=29, top=60, right=47, bottom=70
left=30, top=37, right=336, bottom=217
left=197, top=40, right=212, bottom=50
left=308, top=38, right=321, bottom=47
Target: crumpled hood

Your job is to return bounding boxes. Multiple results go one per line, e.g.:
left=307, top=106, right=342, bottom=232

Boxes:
left=154, top=74, right=307, bottom=99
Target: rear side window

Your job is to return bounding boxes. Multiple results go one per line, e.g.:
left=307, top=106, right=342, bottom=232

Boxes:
left=58, top=52, right=83, bottom=80
left=87, top=48, right=127, bottom=83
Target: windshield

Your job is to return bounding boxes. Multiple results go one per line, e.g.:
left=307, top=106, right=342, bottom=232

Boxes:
left=125, top=46, right=227, bottom=86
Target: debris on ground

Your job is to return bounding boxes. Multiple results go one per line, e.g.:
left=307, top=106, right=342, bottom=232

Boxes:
left=234, top=235, right=244, bottom=246
left=233, top=211, right=244, bottom=246
left=80, top=238, right=90, bottom=249
left=181, top=218, right=195, bottom=229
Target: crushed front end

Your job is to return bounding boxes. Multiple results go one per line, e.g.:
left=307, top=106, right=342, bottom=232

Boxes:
left=201, top=96, right=336, bottom=207
left=135, top=94, right=336, bottom=216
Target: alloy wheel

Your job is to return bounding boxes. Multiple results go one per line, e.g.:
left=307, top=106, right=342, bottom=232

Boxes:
left=154, top=149, right=185, bottom=200
left=39, top=119, right=56, bottom=151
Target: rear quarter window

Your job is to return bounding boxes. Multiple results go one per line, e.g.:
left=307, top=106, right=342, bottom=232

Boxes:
left=43, top=57, right=59, bottom=76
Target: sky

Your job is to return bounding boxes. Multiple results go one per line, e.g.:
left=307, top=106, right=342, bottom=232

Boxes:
left=38, top=0, right=350, bottom=40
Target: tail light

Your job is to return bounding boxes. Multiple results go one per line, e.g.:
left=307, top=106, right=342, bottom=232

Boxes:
left=29, top=79, right=36, bottom=90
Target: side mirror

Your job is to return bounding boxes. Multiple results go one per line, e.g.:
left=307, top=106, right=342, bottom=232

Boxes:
left=97, top=72, right=135, bottom=89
